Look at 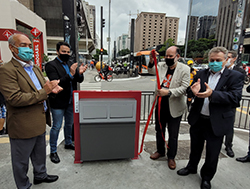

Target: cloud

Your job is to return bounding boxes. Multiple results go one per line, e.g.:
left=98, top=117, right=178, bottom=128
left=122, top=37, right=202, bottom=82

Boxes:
left=192, top=0, right=219, bottom=16
left=86, top=0, right=189, bottom=50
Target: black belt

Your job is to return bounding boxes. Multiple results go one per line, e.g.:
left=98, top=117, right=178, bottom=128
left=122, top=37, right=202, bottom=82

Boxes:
left=200, top=114, right=210, bottom=119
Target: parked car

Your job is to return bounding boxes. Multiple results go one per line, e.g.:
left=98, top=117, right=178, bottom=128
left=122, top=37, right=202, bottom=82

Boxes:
left=193, top=63, right=208, bottom=70
left=178, top=57, right=194, bottom=65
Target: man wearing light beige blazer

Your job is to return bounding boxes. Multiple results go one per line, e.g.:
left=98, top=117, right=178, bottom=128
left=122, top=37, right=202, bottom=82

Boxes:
left=148, top=46, right=190, bottom=170
left=0, top=34, right=61, bottom=189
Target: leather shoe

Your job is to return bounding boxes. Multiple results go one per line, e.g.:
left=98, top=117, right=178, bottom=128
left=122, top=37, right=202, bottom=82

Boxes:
left=236, top=155, right=250, bottom=163
left=177, top=167, right=197, bottom=176
left=168, top=159, right=176, bottom=170
left=225, top=147, right=235, bottom=158
left=34, top=175, right=59, bottom=185
left=200, top=180, right=211, bottom=189
left=150, top=152, right=165, bottom=160
left=50, top=152, right=60, bottom=164
left=65, top=143, right=75, bottom=150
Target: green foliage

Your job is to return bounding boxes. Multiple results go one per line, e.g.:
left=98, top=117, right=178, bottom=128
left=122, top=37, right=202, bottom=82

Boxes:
left=93, top=54, right=99, bottom=61
left=180, top=38, right=217, bottom=63
left=93, top=48, right=108, bottom=61
left=159, top=39, right=175, bottom=55
left=43, top=54, right=50, bottom=62
left=118, top=48, right=130, bottom=56
left=203, top=49, right=210, bottom=63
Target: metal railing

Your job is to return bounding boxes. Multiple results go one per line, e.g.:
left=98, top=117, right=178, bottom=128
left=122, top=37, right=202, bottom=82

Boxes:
left=141, top=91, right=250, bottom=131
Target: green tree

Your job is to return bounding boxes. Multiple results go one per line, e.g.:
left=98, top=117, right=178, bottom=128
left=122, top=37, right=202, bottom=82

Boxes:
left=203, top=49, right=210, bottom=63
left=183, top=38, right=217, bottom=58
left=93, top=48, right=108, bottom=61
left=118, top=48, right=130, bottom=56
left=159, top=38, right=175, bottom=56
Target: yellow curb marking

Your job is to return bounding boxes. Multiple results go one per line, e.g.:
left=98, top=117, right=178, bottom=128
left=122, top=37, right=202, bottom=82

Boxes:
left=0, top=135, right=50, bottom=144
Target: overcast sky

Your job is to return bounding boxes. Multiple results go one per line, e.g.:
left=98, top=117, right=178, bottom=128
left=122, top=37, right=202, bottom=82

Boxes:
left=85, top=0, right=220, bottom=51
left=86, top=0, right=189, bottom=50
left=192, top=0, right=219, bottom=16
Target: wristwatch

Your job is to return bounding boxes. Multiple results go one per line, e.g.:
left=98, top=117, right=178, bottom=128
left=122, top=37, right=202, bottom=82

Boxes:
left=168, top=91, right=172, bottom=97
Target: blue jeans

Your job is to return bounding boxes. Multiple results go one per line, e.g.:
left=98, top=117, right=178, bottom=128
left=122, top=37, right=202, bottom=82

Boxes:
left=50, top=103, right=73, bottom=153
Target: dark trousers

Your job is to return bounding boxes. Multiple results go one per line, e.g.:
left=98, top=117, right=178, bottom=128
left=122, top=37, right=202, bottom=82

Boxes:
left=225, top=127, right=234, bottom=148
left=10, top=132, right=47, bottom=189
left=248, top=124, right=250, bottom=156
left=187, top=116, right=223, bottom=181
left=224, top=108, right=235, bottom=148
left=155, top=97, right=182, bottom=159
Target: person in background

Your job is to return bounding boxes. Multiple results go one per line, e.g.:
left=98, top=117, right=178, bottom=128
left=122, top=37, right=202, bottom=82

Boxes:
left=177, top=47, right=244, bottom=189
left=148, top=46, right=190, bottom=170
left=242, top=63, right=249, bottom=76
left=223, top=50, right=245, bottom=157
left=102, top=63, right=112, bottom=80
left=0, top=33, right=61, bottom=189
left=236, top=84, right=250, bottom=163
left=45, top=41, right=88, bottom=164
left=187, top=60, right=197, bottom=110
left=0, top=60, right=7, bottom=135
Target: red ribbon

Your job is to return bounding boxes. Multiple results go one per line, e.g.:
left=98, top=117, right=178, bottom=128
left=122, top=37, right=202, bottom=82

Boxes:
left=138, top=50, right=168, bottom=155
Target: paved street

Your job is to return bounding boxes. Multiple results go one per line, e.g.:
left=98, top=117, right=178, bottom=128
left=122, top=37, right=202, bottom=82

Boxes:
left=0, top=69, right=250, bottom=189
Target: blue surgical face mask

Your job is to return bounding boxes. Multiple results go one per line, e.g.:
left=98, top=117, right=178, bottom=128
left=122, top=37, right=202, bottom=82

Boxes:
left=14, top=46, right=33, bottom=62
left=209, top=61, right=223, bottom=73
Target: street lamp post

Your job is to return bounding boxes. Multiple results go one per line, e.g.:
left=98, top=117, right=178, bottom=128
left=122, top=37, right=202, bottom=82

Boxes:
left=184, top=0, right=193, bottom=60
left=108, top=0, right=111, bottom=65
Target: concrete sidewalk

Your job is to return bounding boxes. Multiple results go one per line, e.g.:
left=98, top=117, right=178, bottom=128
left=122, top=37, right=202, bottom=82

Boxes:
left=1, top=69, right=250, bottom=189
left=1, top=123, right=250, bottom=189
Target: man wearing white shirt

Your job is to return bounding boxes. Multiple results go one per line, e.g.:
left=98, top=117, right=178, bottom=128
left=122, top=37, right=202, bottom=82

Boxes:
left=224, top=51, right=245, bottom=158
left=177, top=47, right=244, bottom=189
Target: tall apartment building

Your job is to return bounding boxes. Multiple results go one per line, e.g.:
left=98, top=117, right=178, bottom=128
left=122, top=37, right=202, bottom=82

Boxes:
left=186, top=16, right=199, bottom=41
left=197, top=16, right=217, bottom=39
left=134, top=12, right=179, bottom=52
left=165, top=17, right=179, bottom=44
left=116, top=34, right=129, bottom=53
left=87, top=4, right=96, bottom=43
left=216, top=0, right=238, bottom=50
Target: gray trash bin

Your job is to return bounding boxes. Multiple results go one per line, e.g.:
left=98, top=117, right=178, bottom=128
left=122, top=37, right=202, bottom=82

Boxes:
left=79, top=98, right=137, bottom=161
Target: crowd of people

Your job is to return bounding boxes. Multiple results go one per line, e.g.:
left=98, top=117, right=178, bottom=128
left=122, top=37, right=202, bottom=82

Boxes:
left=0, top=33, right=250, bottom=189
left=148, top=46, right=248, bottom=189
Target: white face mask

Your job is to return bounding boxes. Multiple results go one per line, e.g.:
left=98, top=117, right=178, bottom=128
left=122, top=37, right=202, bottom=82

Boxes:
left=225, top=58, right=232, bottom=67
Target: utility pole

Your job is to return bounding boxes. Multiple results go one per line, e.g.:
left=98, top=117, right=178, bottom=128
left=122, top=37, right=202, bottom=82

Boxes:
left=62, top=0, right=79, bottom=89
left=129, top=18, right=135, bottom=76
left=114, top=40, right=116, bottom=61
left=184, top=0, right=193, bottom=60
left=62, top=0, right=79, bottom=63
left=108, top=0, right=111, bottom=65
left=100, top=6, right=105, bottom=72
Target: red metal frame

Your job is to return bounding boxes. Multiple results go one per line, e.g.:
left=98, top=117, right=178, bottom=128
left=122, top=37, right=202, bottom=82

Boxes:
left=73, top=90, right=141, bottom=163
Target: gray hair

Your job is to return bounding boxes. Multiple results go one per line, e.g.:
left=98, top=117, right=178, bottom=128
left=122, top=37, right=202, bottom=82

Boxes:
left=208, top=46, right=228, bottom=59
left=228, top=50, right=237, bottom=58
left=8, top=33, right=26, bottom=46
left=8, top=34, right=17, bottom=46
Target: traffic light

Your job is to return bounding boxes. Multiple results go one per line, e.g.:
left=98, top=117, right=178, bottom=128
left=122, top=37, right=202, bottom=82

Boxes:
left=243, top=29, right=245, bottom=37
left=100, top=48, right=104, bottom=53
left=102, top=19, right=105, bottom=28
